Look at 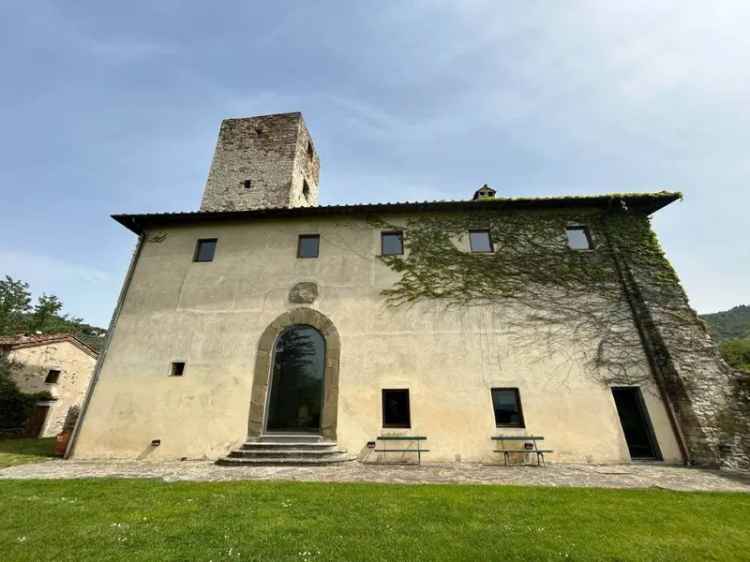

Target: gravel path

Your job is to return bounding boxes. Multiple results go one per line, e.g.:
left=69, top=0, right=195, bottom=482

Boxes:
left=2, top=459, right=749, bottom=492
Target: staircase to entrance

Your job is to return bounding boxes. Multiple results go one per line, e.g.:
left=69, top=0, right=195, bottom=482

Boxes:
left=217, top=434, right=352, bottom=466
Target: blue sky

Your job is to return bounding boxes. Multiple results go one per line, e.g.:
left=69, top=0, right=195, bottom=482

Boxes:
left=1, top=2, right=747, bottom=327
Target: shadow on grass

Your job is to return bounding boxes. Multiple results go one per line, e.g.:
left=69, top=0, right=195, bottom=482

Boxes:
left=0, top=437, right=57, bottom=468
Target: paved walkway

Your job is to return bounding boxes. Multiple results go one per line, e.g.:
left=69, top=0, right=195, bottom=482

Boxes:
left=1, top=459, right=749, bottom=492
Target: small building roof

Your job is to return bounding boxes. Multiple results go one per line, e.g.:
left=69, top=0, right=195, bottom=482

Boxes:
left=112, top=191, right=681, bottom=235
left=0, top=333, right=99, bottom=358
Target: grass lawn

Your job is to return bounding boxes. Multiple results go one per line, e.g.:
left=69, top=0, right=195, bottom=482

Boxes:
left=0, top=479, right=748, bottom=561
left=0, top=438, right=56, bottom=468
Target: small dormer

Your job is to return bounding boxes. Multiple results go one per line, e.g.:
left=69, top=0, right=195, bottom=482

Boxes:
left=472, top=184, right=497, bottom=201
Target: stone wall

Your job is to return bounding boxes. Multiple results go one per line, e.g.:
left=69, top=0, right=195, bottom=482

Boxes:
left=200, top=112, right=320, bottom=212
left=611, top=212, right=739, bottom=467
left=8, top=341, right=96, bottom=437
left=723, top=372, right=750, bottom=471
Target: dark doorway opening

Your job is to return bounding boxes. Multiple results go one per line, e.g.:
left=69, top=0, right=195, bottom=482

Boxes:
left=24, top=404, right=50, bottom=438
left=266, top=325, right=325, bottom=433
left=611, top=387, right=661, bottom=460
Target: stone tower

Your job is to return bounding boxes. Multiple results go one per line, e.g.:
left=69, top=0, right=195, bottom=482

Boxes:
left=200, top=112, right=320, bottom=212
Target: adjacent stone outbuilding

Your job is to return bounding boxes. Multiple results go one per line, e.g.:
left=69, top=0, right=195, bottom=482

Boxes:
left=1, top=334, right=98, bottom=437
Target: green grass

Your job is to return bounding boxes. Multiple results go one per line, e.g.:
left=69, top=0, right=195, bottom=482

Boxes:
left=0, top=438, right=56, bottom=468
left=0, top=479, right=748, bottom=561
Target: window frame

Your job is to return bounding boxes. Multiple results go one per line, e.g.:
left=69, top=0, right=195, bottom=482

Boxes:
left=381, top=388, right=411, bottom=429
left=469, top=229, right=494, bottom=253
left=193, top=238, right=218, bottom=263
left=297, top=234, right=320, bottom=259
left=565, top=225, right=594, bottom=251
left=380, top=231, right=404, bottom=256
left=490, top=387, right=526, bottom=428
left=44, top=369, right=61, bottom=384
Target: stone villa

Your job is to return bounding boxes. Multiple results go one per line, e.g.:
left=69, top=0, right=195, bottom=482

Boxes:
left=1, top=334, right=98, bottom=437
left=68, top=112, right=747, bottom=468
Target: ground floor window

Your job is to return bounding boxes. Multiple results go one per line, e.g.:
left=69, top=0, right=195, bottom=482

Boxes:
left=382, top=389, right=411, bottom=428
left=491, top=388, right=525, bottom=427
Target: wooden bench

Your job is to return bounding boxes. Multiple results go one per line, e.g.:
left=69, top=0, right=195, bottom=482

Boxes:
left=492, top=435, right=553, bottom=466
left=375, top=436, right=429, bottom=465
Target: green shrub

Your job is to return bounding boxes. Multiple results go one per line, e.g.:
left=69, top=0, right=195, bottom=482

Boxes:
left=0, top=354, right=52, bottom=432
left=719, top=338, right=750, bottom=373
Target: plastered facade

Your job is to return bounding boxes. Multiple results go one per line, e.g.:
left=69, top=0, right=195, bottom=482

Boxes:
left=8, top=341, right=96, bottom=437
left=72, top=213, right=684, bottom=464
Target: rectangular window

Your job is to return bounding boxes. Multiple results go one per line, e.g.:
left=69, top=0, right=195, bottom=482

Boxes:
left=44, top=369, right=61, bottom=384
left=170, top=362, right=186, bottom=376
left=566, top=226, right=593, bottom=250
left=381, top=231, right=404, bottom=256
left=469, top=230, right=494, bottom=253
left=491, top=388, right=525, bottom=427
left=297, top=234, right=320, bottom=258
left=243, top=179, right=252, bottom=190
left=382, top=389, right=411, bottom=428
left=194, top=238, right=217, bottom=262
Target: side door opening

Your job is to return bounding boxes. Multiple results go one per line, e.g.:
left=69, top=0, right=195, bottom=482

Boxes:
left=611, top=387, right=662, bottom=461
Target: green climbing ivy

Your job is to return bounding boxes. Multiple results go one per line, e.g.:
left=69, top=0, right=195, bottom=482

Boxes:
left=367, top=202, right=685, bottom=384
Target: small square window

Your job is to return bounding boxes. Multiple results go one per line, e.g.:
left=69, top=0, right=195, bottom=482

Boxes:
left=382, top=389, right=411, bottom=428
left=381, top=231, right=404, bottom=256
left=170, top=362, right=186, bottom=376
left=491, top=388, right=525, bottom=428
left=297, top=234, right=320, bottom=258
left=45, top=369, right=61, bottom=384
left=243, top=179, right=252, bottom=190
left=469, top=230, right=493, bottom=253
left=194, top=239, right=217, bottom=262
left=566, top=226, right=593, bottom=250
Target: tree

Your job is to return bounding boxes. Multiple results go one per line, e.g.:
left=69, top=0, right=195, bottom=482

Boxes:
left=29, top=293, right=64, bottom=333
left=720, top=338, right=750, bottom=373
left=0, top=276, right=32, bottom=336
left=0, top=353, right=52, bottom=431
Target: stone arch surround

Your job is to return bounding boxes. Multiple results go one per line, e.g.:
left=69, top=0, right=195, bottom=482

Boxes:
left=247, top=308, right=341, bottom=440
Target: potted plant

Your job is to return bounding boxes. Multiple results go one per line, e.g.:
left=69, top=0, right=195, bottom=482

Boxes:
left=55, top=405, right=80, bottom=456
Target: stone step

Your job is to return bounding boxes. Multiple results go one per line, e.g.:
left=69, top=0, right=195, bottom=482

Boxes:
left=229, top=448, right=347, bottom=459
left=240, top=442, right=338, bottom=451
left=256, top=434, right=324, bottom=443
left=217, top=454, right=353, bottom=467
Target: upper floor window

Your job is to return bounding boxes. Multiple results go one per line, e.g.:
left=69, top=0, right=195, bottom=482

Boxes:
left=170, top=362, right=186, bottom=377
left=45, top=369, right=61, bottom=384
left=194, top=239, right=217, bottom=262
left=298, top=234, right=320, bottom=258
left=307, top=141, right=314, bottom=159
left=243, top=179, right=252, bottom=190
left=302, top=179, right=311, bottom=200
left=381, top=231, right=404, bottom=256
left=566, top=226, right=593, bottom=250
left=491, top=388, right=525, bottom=427
left=469, top=230, right=493, bottom=253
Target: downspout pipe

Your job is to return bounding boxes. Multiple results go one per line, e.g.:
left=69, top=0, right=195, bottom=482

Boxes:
left=65, top=233, right=145, bottom=459
left=601, top=212, right=691, bottom=466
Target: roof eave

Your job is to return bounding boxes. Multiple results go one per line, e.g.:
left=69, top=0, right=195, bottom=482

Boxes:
left=112, top=192, right=682, bottom=235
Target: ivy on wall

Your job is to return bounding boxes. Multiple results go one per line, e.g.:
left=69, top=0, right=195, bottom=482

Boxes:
left=368, top=203, right=684, bottom=385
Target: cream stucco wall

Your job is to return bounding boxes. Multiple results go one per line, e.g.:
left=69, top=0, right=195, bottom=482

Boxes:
left=72, top=213, right=683, bottom=464
left=8, top=341, right=96, bottom=437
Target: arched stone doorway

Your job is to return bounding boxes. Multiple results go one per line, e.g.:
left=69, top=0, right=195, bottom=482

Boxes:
left=247, top=308, right=341, bottom=440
